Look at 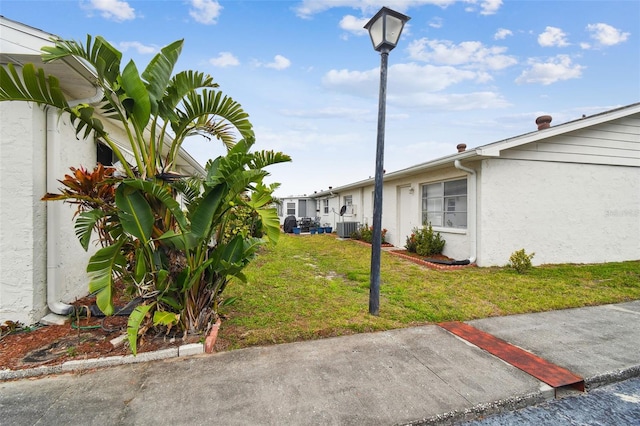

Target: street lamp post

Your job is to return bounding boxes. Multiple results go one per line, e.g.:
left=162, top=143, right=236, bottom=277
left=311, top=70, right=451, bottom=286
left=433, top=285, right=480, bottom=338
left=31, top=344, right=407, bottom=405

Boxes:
left=364, top=7, right=410, bottom=315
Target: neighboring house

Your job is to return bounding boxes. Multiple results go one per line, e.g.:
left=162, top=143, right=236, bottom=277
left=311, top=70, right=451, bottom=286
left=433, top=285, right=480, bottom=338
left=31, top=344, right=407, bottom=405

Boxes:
left=278, top=195, right=317, bottom=223
left=277, top=191, right=362, bottom=234
left=309, top=104, right=640, bottom=267
left=0, top=17, right=205, bottom=325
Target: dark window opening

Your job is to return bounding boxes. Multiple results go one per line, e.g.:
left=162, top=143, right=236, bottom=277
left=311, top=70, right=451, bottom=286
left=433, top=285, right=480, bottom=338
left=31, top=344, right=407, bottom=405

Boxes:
left=97, top=143, right=114, bottom=166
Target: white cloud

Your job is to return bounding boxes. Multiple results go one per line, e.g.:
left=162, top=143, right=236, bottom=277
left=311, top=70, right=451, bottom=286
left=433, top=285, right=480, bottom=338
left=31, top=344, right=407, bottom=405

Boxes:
left=322, top=68, right=378, bottom=98
left=408, top=38, right=517, bottom=70
left=478, top=0, right=502, bottom=15
left=586, top=23, right=630, bottom=47
left=538, top=26, right=570, bottom=47
left=516, top=55, right=584, bottom=85
left=261, top=55, right=291, bottom=70
left=189, top=0, right=222, bottom=25
left=293, top=0, right=500, bottom=19
left=393, top=89, right=510, bottom=110
left=322, top=63, right=507, bottom=110
left=281, top=107, right=371, bottom=121
left=339, top=15, right=368, bottom=35
left=209, top=52, right=240, bottom=67
left=86, top=0, right=136, bottom=21
left=118, top=41, right=156, bottom=54
left=428, top=17, right=443, bottom=29
left=494, top=28, right=512, bottom=40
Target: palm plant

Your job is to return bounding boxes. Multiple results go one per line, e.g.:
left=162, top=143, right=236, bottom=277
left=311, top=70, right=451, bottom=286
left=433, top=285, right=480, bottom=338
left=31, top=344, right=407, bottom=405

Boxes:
left=1, top=35, right=290, bottom=353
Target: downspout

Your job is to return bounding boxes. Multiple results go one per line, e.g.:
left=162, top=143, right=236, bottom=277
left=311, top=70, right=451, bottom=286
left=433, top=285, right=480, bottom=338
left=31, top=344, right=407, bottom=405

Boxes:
left=454, top=160, right=477, bottom=264
left=46, top=86, right=104, bottom=316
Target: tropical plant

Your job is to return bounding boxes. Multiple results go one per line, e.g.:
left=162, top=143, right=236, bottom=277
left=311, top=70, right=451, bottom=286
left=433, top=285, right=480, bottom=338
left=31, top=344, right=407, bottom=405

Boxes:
left=1, top=35, right=291, bottom=353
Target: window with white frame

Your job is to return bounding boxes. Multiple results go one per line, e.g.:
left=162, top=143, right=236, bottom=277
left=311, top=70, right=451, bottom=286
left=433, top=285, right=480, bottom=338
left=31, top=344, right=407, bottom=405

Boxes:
left=323, top=199, right=329, bottom=214
left=286, top=202, right=296, bottom=216
left=421, top=179, right=467, bottom=229
left=343, top=195, right=353, bottom=207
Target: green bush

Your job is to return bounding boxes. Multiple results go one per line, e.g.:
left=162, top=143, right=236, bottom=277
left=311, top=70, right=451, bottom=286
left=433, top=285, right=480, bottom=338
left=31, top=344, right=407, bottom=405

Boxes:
left=405, top=223, right=445, bottom=257
left=508, top=249, right=535, bottom=274
left=351, top=224, right=387, bottom=244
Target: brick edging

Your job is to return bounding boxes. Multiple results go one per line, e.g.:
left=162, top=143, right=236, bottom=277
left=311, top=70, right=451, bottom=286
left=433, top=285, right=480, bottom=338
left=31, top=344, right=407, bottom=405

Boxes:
left=345, top=238, right=476, bottom=270
left=387, top=250, right=476, bottom=271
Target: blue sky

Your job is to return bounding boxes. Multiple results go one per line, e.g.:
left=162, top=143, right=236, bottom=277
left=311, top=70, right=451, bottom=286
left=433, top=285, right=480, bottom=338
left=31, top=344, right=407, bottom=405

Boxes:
left=2, top=1, right=638, bottom=197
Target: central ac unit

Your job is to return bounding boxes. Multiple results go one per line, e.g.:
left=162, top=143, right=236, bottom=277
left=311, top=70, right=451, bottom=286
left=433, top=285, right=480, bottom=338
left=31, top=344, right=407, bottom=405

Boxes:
left=337, top=221, right=359, bottom=238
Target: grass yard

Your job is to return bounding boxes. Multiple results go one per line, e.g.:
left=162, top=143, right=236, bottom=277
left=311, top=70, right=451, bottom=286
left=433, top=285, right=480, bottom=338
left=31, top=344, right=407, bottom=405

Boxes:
left=218, top=233, right=640, bottom=350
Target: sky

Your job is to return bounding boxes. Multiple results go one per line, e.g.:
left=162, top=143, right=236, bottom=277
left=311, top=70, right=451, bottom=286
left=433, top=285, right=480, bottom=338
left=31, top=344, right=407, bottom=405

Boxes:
left=2, top=0, right=639, bottom=197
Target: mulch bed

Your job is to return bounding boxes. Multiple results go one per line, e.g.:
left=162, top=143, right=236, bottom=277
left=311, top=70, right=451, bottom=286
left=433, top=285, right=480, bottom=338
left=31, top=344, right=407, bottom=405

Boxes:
left=346, top=238, right=475, bottom=270
left=388, top=250, right=476, bottom=270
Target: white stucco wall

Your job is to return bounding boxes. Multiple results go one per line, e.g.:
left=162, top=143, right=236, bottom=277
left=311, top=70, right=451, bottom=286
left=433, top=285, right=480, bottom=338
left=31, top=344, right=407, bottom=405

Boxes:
left=0, top=102, right=48, bottom=324
left=379, top=169, right=472, bottom=258
left=0, top=102, right=96, bottom=324
left=478, top=159, right=640, bottom=266
left=49, top=109, right=97, bottom=305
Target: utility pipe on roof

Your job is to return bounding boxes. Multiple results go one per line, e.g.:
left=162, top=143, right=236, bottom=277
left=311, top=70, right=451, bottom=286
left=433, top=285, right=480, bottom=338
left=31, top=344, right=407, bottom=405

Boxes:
left=46, top=86, right=104, bottom=316
left=454, top=160, right=477, bottom=264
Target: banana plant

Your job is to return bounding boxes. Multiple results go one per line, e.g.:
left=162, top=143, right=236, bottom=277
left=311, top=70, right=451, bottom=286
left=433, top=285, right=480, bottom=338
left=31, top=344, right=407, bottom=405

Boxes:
left=0, top=35, right=254, bottom=178
left=2, top=35, right=291, bottom=353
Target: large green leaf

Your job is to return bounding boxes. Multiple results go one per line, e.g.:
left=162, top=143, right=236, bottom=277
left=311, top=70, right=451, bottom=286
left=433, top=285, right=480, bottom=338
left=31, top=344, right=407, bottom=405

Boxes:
left=115, top=184, right=153, bottom=243
left=120, top=60, right=151, bottom=134
left=251, top=150, right=292, bottom=169
left=122, top=179, right=188, bottom=231
left=190, top=184, right=226, bottom=239
left=127, top=303, right=153, bottom=355
left=87, top=238, right=126, bottom=316
left=0, top=63, right=68, bottom=107
left=159, top=70, right=217, bottom=121
left=167, top=89, right=253, bottom=166
left=142, top=39, right=183, bottom=115
left=153, top=311, right=179, bottom=327
left=254, top=207, right=281, bottom=245
left=156, top=230, right=198, bottom=251
left=74, top=209, right=105, bottom=251
left=41, top=35, right=121, bottom=85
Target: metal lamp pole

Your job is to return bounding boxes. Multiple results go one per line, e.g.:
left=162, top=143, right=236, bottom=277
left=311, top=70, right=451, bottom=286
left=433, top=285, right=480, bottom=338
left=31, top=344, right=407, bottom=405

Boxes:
left=364, top=7, right=410, bottom=315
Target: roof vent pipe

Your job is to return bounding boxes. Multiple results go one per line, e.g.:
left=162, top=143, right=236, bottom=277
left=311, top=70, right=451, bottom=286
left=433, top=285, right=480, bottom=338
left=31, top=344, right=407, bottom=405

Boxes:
left=456, top=143, right=467, bottom=153
left=536, top=115, right=552, bottom=130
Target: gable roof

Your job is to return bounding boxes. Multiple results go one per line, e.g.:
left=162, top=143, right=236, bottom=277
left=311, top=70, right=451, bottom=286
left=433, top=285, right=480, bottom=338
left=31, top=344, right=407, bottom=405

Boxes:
left=312, top=102, right=640, bottom=197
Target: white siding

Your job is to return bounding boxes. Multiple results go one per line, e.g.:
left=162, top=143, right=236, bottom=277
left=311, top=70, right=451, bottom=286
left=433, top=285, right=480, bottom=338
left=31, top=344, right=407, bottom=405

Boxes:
left=499, top=116, right=640, bottom=166
left=478, top=158, right=640, bottom=266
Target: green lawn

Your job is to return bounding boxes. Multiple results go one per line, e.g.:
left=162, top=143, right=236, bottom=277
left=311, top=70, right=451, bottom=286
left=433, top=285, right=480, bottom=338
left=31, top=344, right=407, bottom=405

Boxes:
left=218, top=233, right=640, bottom=350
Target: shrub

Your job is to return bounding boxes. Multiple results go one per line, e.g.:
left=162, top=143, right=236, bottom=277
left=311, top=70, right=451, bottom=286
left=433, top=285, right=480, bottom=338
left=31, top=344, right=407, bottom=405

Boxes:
left=508, top=249, right=535, bottom=274
left=351, top=224, right=387, bottom=244
left=406, top=223, right=445, bottom=257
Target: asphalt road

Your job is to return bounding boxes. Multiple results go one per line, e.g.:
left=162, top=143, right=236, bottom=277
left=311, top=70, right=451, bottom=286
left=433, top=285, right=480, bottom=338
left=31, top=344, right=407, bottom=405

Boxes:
left=462, top=377, right=640, bottom=425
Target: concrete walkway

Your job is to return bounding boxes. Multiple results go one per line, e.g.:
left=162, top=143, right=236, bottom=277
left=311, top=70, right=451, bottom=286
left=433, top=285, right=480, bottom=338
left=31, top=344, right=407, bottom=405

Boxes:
left=1, top=301, right=639, bottom=425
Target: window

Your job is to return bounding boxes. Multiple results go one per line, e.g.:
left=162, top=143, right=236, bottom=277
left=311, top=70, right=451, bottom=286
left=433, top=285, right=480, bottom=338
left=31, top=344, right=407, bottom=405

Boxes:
left=97, top=142, right=114, bottom=166
left=286, top=202, right=295, bottom=216
left=343, top=195, right=353, bottom=207
left=323, top=199, right=329, bottom=214
left=421, top=179, right=467, bottom=229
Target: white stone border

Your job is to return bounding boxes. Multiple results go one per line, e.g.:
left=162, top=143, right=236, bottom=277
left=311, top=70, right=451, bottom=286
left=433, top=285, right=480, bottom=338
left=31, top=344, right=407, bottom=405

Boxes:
left=0, top=343, right=204, bottom=381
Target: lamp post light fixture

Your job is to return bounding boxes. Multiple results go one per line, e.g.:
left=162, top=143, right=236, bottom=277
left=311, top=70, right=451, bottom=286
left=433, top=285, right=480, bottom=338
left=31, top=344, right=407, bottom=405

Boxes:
left=364, top=7, right=410, bottom=316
